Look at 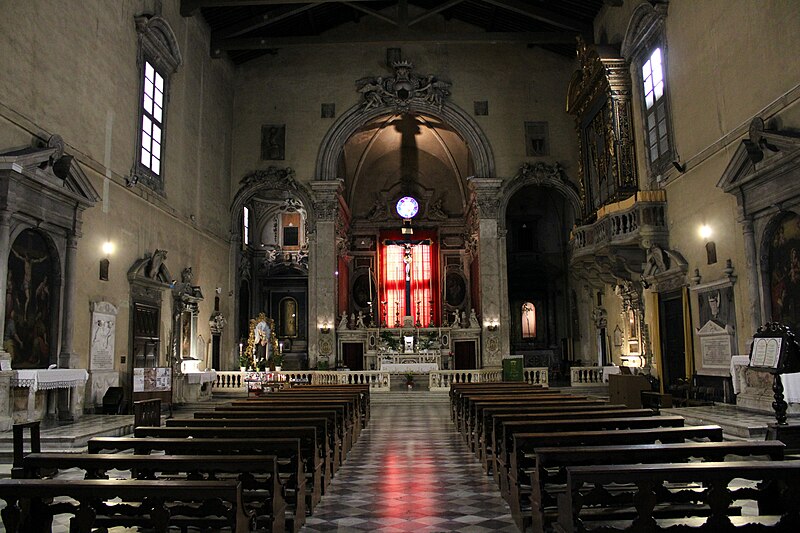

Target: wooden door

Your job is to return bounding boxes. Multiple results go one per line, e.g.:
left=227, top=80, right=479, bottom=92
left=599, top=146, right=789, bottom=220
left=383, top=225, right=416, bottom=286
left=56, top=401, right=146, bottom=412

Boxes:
left=453, top=340, right=477, bottom=370
left=659, top=291, right=686, bottom=389
left=342, top=342, right=364, bottom=371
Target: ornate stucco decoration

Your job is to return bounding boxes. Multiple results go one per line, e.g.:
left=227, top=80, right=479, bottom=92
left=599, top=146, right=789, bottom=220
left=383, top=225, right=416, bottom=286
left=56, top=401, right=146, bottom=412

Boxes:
left=641, top=244, right=688, bottom=293
left=356, top=60, right=452, bottom=112
left=240, top=166, right=298, bottom=190
left=567, top=37, right=637, bottom=218
left=209, top=311, right=227, bottom=334
left=135, top=15, right=182, bottom=75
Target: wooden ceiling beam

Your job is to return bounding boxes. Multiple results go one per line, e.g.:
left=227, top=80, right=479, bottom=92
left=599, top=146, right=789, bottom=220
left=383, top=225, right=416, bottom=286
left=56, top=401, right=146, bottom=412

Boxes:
left=480, top=0, right=591, bottom=33
left=213, top=31, right=578, bottom=52
left=408, top=0, right=465, bottom=27
left=217, top=4, right=315, bottom=38
left=342, top=1, right=398, bottom=27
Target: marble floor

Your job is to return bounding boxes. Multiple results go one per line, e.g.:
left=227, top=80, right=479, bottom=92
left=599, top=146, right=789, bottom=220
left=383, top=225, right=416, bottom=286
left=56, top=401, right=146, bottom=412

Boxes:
left=300, top=392, right=518, bottom=532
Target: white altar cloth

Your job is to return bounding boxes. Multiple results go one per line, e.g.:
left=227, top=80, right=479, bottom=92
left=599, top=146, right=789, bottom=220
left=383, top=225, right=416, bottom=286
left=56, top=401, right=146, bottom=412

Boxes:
left=12, top=369, right=89, bottom=391
left=729, top=355, right=750, bottom=395
left=186, top=370, right=217, bottom=385
left=380, top=362, right=438, bottom=374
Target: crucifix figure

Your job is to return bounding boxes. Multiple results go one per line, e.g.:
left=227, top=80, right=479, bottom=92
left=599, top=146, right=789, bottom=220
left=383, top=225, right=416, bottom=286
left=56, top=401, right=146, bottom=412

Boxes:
left=383, top=237, right=431, bottom=318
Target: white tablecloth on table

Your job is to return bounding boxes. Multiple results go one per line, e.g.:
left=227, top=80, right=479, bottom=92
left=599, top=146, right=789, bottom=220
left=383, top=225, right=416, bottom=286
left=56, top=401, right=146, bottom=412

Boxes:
left=11, top=369, right=89, bottom=391
left=186, top=370, right=217, bottom=385
left=380, top=362, right=438, bottom=373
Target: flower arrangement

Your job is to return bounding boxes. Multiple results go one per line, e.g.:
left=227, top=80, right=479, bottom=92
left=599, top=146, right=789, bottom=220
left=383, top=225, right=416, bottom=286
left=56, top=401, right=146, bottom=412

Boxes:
left=380, top=331, right=401, bottom=352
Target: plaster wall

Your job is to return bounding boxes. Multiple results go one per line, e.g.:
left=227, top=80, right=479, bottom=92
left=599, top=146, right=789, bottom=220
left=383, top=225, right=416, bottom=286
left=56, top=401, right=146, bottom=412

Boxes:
left=594, top=0, right=800, bottom=368
left=0, top=0, right=236, bottom=373
left=231, top=16, right=581, bottom=184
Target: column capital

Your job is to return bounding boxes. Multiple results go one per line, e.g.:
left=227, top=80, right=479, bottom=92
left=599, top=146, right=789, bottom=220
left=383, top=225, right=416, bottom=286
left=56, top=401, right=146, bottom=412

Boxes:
left=310, top=179, right=344, bottom=222
left=467, top=176, right=504, bottom=219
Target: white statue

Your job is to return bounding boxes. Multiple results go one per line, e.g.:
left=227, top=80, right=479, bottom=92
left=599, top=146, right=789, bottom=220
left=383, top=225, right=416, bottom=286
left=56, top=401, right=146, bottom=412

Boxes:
left=469, top=308, right=480, bottom=328
left=356, top=311, right=366, bottom=329
left=338, top=312, right=348, bottom=330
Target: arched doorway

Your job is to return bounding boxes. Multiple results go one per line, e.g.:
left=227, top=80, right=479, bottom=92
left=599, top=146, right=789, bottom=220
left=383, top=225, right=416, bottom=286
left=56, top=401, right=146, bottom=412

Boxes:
left=504, top=182, right=576, bottom=375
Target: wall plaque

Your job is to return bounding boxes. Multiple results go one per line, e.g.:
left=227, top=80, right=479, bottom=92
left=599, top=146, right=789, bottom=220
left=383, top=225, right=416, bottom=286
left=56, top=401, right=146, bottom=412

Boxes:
left=90, top=301, right=118, bottom=371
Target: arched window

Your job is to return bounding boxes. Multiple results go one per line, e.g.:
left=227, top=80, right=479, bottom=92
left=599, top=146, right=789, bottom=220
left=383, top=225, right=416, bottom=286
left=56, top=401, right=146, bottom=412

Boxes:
left=521, top=302, right=536, bottom=339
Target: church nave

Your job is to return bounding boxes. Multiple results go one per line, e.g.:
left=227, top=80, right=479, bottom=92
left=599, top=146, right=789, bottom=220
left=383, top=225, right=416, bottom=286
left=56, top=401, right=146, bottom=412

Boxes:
left=301, top=393, right=517, bottom=533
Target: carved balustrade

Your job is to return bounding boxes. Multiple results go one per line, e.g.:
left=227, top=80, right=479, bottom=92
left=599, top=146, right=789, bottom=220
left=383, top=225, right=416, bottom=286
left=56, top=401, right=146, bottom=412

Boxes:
left=570, top=191, right=667, bottom=262
left=429, top=368, right=549, bottom=391
left=570, top=366, right=604, bottom=386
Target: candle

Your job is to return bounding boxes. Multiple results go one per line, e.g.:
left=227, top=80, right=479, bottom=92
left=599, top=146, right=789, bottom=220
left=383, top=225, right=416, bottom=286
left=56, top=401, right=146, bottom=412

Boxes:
left=368, top=267, right=373, bottom=301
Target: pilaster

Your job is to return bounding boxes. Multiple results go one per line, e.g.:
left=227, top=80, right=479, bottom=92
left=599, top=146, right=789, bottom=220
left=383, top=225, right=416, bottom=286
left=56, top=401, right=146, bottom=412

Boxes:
left=468, top=177, right=505, bottom=367
left=309, top=180, right=343, bottom=367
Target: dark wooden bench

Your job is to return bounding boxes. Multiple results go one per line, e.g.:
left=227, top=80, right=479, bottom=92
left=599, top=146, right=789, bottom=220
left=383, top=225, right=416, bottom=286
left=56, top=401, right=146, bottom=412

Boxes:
left=555, top=460, right=800, bottom=533
left=449, top=384, right=556, bottom=427
left=202, top=407, right=350, bottom=461
left=506, top=425, right=724, bottom=531
left=461, top=393, right=591, bottom=445
left=455, top=389, right=569, bottom=432
left=17, top=452, right=286, bottom=532
left=472, top=399, right=611, bottom=459
left=133, top=398, right=161, bottom=427
left=167, top=416, right=340, bottom=481
left=87, top=435, right=308, bottom=530
left=481, top=407, right=649, bottom=478
left=498, top=415, right=682, bottom=498
left=230, top=398, right=358, bottom=449
left=272, top=386, right=370, bottom=429
left=0, top=479, right=252, bottom=532
left=531, top=440, right=786, bottom=532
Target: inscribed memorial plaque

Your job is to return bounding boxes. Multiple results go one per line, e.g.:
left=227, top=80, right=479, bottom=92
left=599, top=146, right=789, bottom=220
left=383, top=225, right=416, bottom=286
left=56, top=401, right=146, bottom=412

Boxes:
left=90, top=302, right=117, bottom=371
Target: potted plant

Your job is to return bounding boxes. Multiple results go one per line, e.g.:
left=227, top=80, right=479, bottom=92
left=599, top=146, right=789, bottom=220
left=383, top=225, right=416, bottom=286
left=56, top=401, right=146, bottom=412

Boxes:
left=239, top=351, right=249, bottom=372
left=405, top=373, right=414, bottom=390
left=272, top=352, right=284, bottom=372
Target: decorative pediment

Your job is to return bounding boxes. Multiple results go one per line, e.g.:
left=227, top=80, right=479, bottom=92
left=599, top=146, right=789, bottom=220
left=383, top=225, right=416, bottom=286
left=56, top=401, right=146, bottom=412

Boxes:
left=128, top=249, right=173, bottom=286
left=717, top=117, right=800, bottom=217
left=240, top=166, right=298, bottom=190
left=356, top=60, right=451, bottom=112
left=0, top=134, right=100, bottom=207
left=135, top=15, right=182, bottom=74
left=697, top=319, right=734, bottom=336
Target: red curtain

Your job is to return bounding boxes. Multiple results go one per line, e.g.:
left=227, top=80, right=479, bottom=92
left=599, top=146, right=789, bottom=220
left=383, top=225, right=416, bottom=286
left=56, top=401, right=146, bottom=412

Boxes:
left=379, top=229, right=438, bottom=328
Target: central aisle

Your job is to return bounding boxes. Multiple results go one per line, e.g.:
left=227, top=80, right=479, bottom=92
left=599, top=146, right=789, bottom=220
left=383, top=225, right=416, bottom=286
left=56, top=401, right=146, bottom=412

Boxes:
left=301, top=392, right=518, bottom=532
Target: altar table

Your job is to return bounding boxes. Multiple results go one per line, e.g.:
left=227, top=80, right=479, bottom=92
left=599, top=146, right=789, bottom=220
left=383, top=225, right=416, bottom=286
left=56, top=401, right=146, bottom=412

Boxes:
left=380, top=362, right=438, bottom=374
left=12, top=369, right=89, bottom=421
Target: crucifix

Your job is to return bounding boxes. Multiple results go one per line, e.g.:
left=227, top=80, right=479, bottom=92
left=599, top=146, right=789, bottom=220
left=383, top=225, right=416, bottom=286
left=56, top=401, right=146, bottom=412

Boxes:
left=383, top=237, right=431, bottom=318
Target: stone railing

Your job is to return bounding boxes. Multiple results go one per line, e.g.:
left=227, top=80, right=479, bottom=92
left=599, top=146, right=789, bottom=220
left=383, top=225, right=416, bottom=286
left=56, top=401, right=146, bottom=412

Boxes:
left=380, top=353, right=440, bottom=365
left=524, top=367, right=549, bottom=386
left=212, top=371, right=246, bottom=390
left=570, top=191, right=667, bottom=260
left=429, top=367, right=549, bottom=391
left=213, top=370, right=391, bottom=392
left=570, top=366, right=604, bottom=386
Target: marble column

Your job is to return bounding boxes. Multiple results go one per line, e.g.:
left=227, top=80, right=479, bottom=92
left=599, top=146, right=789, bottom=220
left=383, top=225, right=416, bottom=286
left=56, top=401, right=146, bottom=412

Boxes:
left=309, top=180, right=343, bottom=368
left=58, top=233, right=79, bottom=420
left=741, top=217, right=762, bottom=335
left=468, top=177, right=504, bottom=368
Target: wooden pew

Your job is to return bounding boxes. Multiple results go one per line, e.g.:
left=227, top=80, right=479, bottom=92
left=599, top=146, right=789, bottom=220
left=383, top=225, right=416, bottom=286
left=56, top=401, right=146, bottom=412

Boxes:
left=531, top=440, right=786, bottom=533
left=555, top=460, right=800, bottom=533
left=506, top=425, right=724, bottom=531
left=17, top=452, right=286, bottom=533
left=460, top=393, right=590, bottom=444
left=275, top=385, right=370, bottom=428
left=453, top=388, right=565, bottom=431
left=88, top=436, right=308, bottom=529
left=500, top=416, right=685, bottom=500
left=134, top=426, right=325, bottom=510
left=476, top=403, right=626, bottom=470
left=203, top=407, right=350, bottom=460
left=0, top=479, right=252, bottom=532
left=486, top=408, right=655, bottom=483
left=449, top=384, right=555, bottom=425
left=167, top=416, right=340, bottom=480
left=230, top=398, right=358, bottom=450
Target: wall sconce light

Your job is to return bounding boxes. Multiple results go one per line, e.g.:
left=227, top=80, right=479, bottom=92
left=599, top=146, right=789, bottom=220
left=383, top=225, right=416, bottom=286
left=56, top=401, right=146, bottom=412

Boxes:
left=698, top=224, right=712, bottom=240
left=99, top=241, right=114, bottom=281
left=487, top=320, right=499, bottom=332
left=320, top=322, right=330, bottom=334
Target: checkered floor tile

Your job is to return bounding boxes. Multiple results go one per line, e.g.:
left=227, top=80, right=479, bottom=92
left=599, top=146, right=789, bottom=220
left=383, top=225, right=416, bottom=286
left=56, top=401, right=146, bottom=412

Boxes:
left=300, top=395, right=517, bottom=532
